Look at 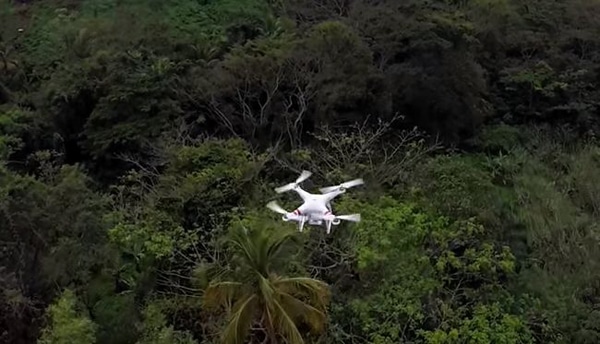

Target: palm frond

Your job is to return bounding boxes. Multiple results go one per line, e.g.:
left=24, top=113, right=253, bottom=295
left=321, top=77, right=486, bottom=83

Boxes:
left=222, top=294, right=258, bottom=344
left=262, top=303, right=277, bottom=342
left=205, top=225, right=331, bottom=344
left=273, top=277, right=331, bottom=309
left=229, top=226, right=270, bottom=275
left=278, top=291, right=328, bottom=334
left=203, top=281, right=244, bottom=309
left=255, top=230, right=272, bottom=276
left=266, top=229, right=297, bottom=261
left=272, top=297, right=306, bottom=344
left=229, top=232, right=257, bottom=267
left=229, top=225, right=298, bottom=277
left=258, top=275, right=277, bottom=312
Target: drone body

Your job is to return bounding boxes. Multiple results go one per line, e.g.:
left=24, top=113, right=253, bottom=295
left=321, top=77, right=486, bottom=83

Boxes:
left=266, top=171, right=363, bottom=234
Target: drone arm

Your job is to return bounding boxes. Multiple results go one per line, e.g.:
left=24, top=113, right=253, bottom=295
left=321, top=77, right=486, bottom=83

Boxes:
left=323, top=189, right=345, bottom=202
left=293, top=186, right=311, bottom=201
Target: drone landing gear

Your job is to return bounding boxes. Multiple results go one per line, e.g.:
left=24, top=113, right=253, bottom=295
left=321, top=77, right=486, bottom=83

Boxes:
left=298, top=216, right=306, bottom=232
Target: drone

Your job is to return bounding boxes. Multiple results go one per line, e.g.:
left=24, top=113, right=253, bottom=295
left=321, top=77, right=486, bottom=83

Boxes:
left=266, top=170, right=363, bottom=234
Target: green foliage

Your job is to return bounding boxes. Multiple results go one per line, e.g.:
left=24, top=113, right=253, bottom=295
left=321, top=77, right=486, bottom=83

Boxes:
left=158, top=138, right=258, bottom=230
left=163, top=0, right=276, bottom=44
left=203, top=224, right=330, bottom=344
left=90, top=293, right=139, bottom=344
left=0, top=162, right=113, bottom=343
left=135, top=303, right=197, bottom=344
left=164, top=138, right=254, bottom=191
left=38, top=289, right=97, bottom=344
left=509, top=134, right=600, bottom=343
left=423, top=302, right=533, bottom=344
left=3, top=0, right=600, bottom=343
left=499, top=60, right=569, bottom=116
left=19, top=6, right=73, bottom=76
left=107, top=138, right=255, bottom=251
left=330, top=196, right=528, bottom=343
left=304, top=20, right=377, bottom=122
left=104, top=195, right=195, bottom=291
left=407, top=127, right=600, bottom=342
left=0, top=106, right=32, bottom=159
left=81, top=53, right=186, bottom=159
left=411, top=154, right=499, bottom=218
left=472, top=124, right=526, bottom=154
left=0, top=164, right=112, bottom=289
left=107, top=208, right=194, bottom=262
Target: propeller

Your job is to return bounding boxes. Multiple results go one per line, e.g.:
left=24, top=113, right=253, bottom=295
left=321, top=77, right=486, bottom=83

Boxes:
left=275, top=170, right=312, bottom=193
left=266, top=201, right=289, bottom=215
left=266, top=201, right=307, bottom=232
left=320, top=178, right=364, bottom=194
left=325, top=213, right=361, bottom=234
left=335, top=214, right=361, bottom=222
left=321, top=213, right=361, bottom=223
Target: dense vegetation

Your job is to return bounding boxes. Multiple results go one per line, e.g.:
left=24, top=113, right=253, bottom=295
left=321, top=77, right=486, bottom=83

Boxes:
left=1, top=0, right=600, bottom=343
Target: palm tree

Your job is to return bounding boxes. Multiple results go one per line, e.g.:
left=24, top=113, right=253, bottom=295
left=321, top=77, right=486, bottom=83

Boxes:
left=203, top=225, right=331, bottom=344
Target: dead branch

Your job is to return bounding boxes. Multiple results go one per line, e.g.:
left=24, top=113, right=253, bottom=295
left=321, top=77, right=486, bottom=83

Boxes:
left=303, top=113, right=442, bottom=185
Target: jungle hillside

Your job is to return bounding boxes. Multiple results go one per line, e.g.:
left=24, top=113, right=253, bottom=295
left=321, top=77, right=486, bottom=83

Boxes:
left=2, top=0, right=600, bottom=343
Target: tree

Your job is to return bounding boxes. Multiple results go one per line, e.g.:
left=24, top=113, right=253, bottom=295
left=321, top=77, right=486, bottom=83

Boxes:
left=203, top=224, right=331, bottom=344
left=37, top=289, right=97, bottom=344
left=135, top=303, right=197, bottom=344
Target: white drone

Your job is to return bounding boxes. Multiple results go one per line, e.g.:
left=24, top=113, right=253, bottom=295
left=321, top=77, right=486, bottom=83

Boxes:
left=266, top=170, right=363, bottom=234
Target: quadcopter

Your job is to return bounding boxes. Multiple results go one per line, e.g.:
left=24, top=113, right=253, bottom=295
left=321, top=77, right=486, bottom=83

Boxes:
left=266, top=170, right=363, bottom=234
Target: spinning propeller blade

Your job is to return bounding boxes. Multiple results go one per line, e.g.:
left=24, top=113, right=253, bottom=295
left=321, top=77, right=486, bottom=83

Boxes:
left=266, top=201, right=288, bottom=215
left=267, top=201, right=307, bottom=232
left=322, top=212, right=361, bottom=234
left=336, top=214, right=361, bottom=222
left=320, top=178, right=364, bottom=194
left=275, top=170, right=312, bottom=193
